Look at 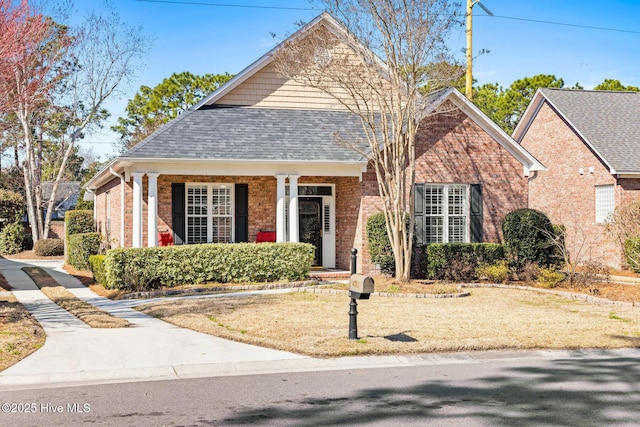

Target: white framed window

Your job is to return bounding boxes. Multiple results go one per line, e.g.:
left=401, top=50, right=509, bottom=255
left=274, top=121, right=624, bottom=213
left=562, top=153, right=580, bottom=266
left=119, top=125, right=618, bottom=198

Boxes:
left=423, top=184, right=468, bottom=243
left=186, top=184, right=233, bottom=244
left=595, top=184, right=614, bottom=223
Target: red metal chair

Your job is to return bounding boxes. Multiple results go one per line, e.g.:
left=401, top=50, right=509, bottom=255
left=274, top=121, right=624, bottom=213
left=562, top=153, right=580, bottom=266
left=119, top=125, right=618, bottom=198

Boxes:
left=158, top=231, right=174, bottom=246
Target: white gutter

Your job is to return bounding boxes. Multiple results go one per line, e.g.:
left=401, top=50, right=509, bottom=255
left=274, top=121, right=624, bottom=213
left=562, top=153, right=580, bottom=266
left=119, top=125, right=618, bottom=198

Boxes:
left=109, top=168, right=126, bottom=248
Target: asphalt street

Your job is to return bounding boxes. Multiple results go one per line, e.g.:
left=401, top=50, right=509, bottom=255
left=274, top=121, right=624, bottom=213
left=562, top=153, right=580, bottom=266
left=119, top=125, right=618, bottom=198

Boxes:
left=1, top=352, right=639, bottom=426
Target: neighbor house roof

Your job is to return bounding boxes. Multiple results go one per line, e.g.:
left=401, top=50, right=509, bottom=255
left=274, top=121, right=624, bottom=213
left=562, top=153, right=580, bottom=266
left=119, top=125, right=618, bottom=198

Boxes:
left=514, top=88, right=640, bottom=175
left=121, top=106, right=370, bottom=162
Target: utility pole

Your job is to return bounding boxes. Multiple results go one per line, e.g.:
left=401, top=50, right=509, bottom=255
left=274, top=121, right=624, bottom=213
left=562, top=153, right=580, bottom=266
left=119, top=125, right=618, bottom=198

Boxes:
left=466, top=0, right=493, bottom=100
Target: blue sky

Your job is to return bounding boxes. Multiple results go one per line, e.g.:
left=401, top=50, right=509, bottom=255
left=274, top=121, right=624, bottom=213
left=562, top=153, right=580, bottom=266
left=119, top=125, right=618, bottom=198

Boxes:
left=72, top=0, right=640, bottom=159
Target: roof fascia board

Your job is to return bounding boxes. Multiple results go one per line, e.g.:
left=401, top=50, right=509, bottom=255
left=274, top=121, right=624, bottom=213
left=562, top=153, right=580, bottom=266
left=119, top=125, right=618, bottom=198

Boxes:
left=86, top=157, right=368, bottom=190
left=512, top=89, right=545, bottom=142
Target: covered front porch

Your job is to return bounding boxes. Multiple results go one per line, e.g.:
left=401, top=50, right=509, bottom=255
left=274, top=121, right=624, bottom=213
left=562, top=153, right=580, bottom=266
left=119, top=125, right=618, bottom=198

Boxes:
left=92, top=160, right=366, bottom=270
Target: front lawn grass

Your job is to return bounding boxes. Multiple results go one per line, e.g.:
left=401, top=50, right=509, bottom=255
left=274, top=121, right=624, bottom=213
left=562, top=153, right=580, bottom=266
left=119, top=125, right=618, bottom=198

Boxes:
left=137, top=287, right=640, bottom=357
left=0, top=273, right=45, bottom=370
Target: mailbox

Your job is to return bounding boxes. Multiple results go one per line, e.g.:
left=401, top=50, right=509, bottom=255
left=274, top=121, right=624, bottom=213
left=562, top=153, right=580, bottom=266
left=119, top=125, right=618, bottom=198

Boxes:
left=349, top=274, right=374, bottom=299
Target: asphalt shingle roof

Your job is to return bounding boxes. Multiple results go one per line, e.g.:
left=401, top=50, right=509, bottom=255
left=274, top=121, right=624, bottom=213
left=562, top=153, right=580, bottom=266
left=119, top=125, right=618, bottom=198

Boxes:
left=540, top=88, right=640, bottom=173
left=122, top=107, right=370, bottom=163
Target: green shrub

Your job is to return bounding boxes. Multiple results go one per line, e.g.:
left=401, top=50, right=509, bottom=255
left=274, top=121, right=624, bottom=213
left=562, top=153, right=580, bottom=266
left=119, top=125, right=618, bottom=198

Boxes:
left=68, top=232, right=103, bottom=270
left=22, top=234, right=33, bottom=251
left=103, top=242, right=315, bottom=291
left=33, top=238, right=64, bottom=256
left=423, top=243, right=505, bottom=281
left=0, top=221, right=25, bottom=255
left=89, top=255, right=107, bottom=285
left=65, top=210, right=94, bottom=237
left=624, top=238, right=640, bottom=273
left=502, top=208, right=558, bottom=271
left=536, top=268, right=565, bottom=288
left=366, top=212, right=395, bottom=274
left=0, top=190, right=23, bottom=228
left=475, top=261, right=509, bottom=283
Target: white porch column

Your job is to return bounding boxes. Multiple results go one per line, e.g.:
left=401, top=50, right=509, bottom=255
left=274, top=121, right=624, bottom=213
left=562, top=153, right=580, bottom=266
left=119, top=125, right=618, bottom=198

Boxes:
left=288, top=174, right=299, bottom=243
left=275, top=174, right=287, bottom=242
left=147, top=173, right=159, bottom=247
left=131, top=172, right=144, bottom=248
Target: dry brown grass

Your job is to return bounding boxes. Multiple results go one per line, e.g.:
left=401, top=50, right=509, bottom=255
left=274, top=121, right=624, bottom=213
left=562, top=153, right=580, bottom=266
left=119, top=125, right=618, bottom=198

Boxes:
left=3, top=251, right=63, bottom=260
left=0, top=294, right=45, bottom=370
left=137, top=287, right=640, bottom=357
left=22, top=267, right=130, bottom=328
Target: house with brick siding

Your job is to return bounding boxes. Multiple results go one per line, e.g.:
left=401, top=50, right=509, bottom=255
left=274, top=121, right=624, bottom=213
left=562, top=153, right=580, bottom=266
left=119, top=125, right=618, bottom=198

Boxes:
left=515, top=88, right=640, bottom=269
left=85, top=13, right=543, bottom=273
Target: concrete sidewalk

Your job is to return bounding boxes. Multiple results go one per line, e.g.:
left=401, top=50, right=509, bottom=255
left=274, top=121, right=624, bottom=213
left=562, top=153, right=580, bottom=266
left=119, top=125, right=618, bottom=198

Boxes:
left=0, top=258, right=307, bottom=389
left=2, top=258, right=640, bottom=392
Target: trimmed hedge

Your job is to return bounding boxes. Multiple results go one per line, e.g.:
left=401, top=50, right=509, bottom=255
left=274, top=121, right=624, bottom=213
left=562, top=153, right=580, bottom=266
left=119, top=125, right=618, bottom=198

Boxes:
left=0, top=221, right=25, bottom=255
left=89, top=255, right=106, bottom=285
left=423, top=243, right=505, bottom=281
left=33, top=238, right=64, bottom=256
left=0, top=189, right=23, bottom=227
left=502, top=208, right=558, bottom=270
left=366, top=212, right=395, bottom=274
left=103, top=242, right=315, bottom=291
left=68, top=232, right=103, bottom=270
left=65, top=210, right=94, bottom=237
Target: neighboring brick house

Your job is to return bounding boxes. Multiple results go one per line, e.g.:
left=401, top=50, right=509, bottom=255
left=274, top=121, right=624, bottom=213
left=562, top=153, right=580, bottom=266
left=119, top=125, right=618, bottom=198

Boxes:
left=85, top=13, right=543, bottom=273
left=515, top=88, right=640, bottom=269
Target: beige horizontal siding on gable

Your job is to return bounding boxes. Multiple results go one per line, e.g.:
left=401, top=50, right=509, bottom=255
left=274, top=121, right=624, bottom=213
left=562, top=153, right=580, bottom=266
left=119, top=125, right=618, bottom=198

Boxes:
left=216, top=63, right=347, bottom=110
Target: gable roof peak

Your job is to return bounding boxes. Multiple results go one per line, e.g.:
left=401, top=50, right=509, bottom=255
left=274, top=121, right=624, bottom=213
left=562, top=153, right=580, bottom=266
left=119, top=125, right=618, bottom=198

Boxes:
left=191, top=12, right=351, bottom=110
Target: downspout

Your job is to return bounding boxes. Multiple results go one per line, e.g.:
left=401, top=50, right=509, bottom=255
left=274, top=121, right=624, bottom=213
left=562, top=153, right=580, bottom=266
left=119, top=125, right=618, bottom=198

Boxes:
left=526, top=170, right=539, bottom=207
left=110, top=168, right=126, bottom=247
left=84, top=188, right=97, bottom=225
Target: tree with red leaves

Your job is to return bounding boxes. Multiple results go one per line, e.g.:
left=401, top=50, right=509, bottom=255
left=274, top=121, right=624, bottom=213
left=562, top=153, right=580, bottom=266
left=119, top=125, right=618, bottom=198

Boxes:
left=1, top=1, right=149, bottom=242
left=0, top=0, right=72, bottom=241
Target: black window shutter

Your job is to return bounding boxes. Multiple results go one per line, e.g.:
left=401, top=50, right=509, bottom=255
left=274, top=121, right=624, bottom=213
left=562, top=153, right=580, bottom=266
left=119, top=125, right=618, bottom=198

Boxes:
left=235, top=183, right=249, bottom=243
left=470, top=183, right=483, bottom=243
left=171, top=183, right=186, bottom=245
left=414, top=184, right=425, bottom=245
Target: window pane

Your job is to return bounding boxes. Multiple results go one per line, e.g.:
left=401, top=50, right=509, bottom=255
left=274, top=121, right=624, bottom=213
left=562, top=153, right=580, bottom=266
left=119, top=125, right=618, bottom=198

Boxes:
left=187, top=217, right=208, bottom=244
left=449, top=186, right=466, bottom=215
left=212, top=187, right=232, bottom=216
left=187, top=185, right=209, bottom=244
left=425, top=185, right=443, bottom=215
left=595, top=184, right=614, bottom=223
left=425, top=217, right=443, bottom=243
left=448, top=216, right=466, bottom=243
left=212, top=217, right=232, bottom=243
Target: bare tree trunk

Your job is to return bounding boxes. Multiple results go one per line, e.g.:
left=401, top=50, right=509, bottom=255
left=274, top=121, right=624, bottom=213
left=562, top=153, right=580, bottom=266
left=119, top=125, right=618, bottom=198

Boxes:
left=42, top=139, right=76, bottom=239
left=17, top=110, right=40, bottom=243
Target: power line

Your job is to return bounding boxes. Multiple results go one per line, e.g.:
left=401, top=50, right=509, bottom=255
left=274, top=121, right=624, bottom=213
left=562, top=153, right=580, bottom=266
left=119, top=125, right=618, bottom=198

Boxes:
left=479, top=14, right=640, bottom=35
left=135, top=0, right=320, bottom=11
left=136, top=0, right=640, bottom=35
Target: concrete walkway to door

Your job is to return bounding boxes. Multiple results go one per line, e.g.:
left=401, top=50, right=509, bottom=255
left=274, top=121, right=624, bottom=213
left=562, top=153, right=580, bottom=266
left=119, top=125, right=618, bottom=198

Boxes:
left=0, top=258, right=307, bottom=389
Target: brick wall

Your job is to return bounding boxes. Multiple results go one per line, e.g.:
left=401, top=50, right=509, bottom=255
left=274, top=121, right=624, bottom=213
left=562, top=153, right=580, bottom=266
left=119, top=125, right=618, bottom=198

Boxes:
left=520, top=101, right=623, bottom=268
left=358, top=104, right=529, bottom=274
left=95, top=177, right=123, bottom=247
